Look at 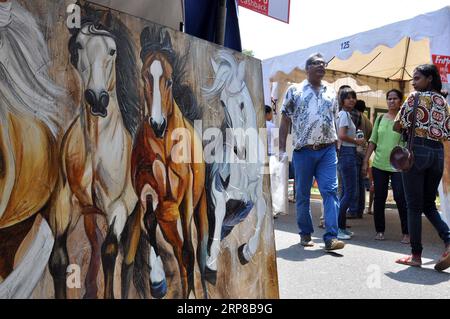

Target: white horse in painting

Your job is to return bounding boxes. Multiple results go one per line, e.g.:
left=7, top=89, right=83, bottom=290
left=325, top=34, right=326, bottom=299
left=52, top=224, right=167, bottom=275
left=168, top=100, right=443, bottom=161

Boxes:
left=202, top=51, right=267, bottom=279
left=49, top=18, right=139, bottom=299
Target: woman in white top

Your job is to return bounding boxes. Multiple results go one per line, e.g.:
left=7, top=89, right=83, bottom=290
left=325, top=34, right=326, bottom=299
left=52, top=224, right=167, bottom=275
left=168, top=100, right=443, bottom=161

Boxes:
left=336, top=88, right=366, bottom=240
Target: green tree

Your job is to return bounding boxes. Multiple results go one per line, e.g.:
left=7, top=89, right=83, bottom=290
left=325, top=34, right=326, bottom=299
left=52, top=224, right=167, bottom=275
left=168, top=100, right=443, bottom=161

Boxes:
left=242, top=49, right=255, bottom=57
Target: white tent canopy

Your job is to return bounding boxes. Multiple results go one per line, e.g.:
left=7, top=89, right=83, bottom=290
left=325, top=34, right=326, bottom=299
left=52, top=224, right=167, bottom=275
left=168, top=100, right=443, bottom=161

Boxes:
left=262, top=6, right=450, bottom=107
left=262, top=6, right=450, bottom=225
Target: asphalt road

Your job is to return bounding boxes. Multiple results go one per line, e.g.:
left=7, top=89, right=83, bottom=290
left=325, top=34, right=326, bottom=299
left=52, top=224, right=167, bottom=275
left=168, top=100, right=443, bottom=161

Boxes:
left=274, top=199, right=450, bottom=299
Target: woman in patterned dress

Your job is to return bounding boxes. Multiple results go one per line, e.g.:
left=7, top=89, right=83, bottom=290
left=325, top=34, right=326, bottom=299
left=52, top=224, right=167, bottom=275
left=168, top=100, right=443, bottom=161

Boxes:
left=394, top=64, right=450, bottom=271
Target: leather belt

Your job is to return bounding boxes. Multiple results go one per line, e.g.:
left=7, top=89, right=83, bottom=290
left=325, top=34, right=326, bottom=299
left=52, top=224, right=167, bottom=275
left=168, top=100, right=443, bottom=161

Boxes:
left=300, top=142, right=334, bottom=151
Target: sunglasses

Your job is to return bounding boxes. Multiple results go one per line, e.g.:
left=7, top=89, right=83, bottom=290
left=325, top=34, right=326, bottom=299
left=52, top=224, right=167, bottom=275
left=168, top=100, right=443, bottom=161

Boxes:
left=310, top=60, right=328, bottom=67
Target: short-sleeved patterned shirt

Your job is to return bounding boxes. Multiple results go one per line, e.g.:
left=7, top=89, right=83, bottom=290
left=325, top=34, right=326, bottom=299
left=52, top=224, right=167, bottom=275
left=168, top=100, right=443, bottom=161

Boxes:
left=281, top=80, right=338, bottom=150
left=396, top=91, right=450, bottom=141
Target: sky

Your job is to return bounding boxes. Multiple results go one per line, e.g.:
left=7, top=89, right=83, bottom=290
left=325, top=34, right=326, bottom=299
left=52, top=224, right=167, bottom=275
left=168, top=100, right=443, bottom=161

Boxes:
left=238, top=0, right=450, bottom=60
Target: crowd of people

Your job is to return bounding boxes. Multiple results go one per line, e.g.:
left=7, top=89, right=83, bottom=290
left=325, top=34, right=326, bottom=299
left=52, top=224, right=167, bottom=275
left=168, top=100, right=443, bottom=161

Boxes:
left=267, top=52, right=450, bottom=271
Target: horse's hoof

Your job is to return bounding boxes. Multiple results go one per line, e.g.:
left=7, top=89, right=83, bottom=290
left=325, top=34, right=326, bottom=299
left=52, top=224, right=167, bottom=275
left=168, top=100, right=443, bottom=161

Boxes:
left=205, top=266, right=217, bottom=285
left=238, top=244, right=250, bottom=265
left=150, top=280, right=167, bottom=299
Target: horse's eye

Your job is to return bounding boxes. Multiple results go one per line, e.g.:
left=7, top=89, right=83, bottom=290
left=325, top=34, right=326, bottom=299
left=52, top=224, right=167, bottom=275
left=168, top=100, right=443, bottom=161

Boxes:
left=109, top=49, right=116, bottom=56
left=167, top=79, right=173, bottom=87
left=240, top=102, right=245, bottom=111
left=76, top=42, right=83, bottom=50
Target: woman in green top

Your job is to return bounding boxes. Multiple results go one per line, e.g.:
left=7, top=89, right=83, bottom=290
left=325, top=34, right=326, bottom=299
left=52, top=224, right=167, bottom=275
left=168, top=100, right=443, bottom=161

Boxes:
left=362, top=89, right=409, bottom=243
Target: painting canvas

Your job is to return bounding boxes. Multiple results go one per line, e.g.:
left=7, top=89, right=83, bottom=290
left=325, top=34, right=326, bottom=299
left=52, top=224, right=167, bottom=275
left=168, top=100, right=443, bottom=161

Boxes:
left=0, top=0, right=278, bottom=299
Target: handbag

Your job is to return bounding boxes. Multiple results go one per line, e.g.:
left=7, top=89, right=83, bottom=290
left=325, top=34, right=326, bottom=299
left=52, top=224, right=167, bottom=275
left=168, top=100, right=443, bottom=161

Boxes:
left=389, top=93, right=420, bottom=172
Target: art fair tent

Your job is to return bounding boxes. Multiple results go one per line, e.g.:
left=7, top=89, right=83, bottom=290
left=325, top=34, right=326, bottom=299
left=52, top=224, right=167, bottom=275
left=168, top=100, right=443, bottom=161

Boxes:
left=262, top=6, right=450, bottom=224
left=262, top=6, right=450, bottom=116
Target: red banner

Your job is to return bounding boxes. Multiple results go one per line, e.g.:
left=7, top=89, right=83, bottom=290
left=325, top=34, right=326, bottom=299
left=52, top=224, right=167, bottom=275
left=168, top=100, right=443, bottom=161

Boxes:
left=238, top=0, right=269, bottom=16
left=432, top=54, right=450, bottom=83
left=238, top=0, right=290, bottom=23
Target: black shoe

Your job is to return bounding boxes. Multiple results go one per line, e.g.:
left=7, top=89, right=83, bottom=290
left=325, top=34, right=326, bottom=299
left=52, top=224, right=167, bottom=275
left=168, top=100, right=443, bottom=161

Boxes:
left=300, top=235, right=314, bottom=247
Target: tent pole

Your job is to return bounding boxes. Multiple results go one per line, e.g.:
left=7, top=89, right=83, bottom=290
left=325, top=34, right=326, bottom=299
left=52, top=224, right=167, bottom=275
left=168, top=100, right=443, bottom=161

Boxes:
left=398, top=37, right=411, bottom=96
left=355, top=52, right=382, bottom=74
left=216, top=0, right=227, bottom=45
left=400, top=37, right=411, bottom=81
left=399, top=81, right=406, bottom=95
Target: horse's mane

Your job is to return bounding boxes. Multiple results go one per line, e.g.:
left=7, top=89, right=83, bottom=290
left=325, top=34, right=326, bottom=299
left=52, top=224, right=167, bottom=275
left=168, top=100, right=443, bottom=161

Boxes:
left=140, top=26, right=202, bottom=123
left=202, top=51, right=245, bottom=99
left=202, top=52, right=237, bottom=131
left=68, top=4, right=141, bottom=138
left=0, top=1, right=69, bottom=137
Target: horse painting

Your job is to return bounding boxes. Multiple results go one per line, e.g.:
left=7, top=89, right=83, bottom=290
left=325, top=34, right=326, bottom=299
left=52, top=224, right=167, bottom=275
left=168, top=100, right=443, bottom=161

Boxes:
left=0, top=0, right=70, bottom=298
left=48, top=9, right=141, bottom=299
left=202, top=51, right=267, bottom=279
left=127, top=27, right=209, bottom=299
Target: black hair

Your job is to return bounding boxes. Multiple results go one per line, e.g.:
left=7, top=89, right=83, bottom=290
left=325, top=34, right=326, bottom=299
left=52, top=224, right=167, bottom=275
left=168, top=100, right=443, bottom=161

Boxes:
left=414, top=64, right=442, bottom=93
left=337, top=85, right=352, bottom=110
left=386, top=89, right=403, bottom=101
left=354, top=100, right=366, bottom=112
left=265, top=105, right=272, bottom=114
left=339, top=87, right=357, bottom=105
left=338, top=85, right=351, bottom=92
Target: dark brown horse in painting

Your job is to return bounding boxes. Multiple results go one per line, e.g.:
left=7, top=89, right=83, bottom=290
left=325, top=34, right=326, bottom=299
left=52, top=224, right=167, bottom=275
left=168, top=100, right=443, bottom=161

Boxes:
left=123, top=27, right=209, bottom=299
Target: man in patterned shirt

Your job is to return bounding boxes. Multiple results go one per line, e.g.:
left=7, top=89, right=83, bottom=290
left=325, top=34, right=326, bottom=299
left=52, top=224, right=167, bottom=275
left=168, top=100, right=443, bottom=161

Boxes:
left=279, top=53, right=344, bottom=251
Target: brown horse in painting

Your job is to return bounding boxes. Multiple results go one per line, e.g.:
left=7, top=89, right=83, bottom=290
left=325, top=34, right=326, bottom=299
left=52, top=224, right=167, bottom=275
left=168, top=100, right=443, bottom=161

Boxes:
left=0, top=110, right=58, bottom=280
left=0, top=114, right=58, bottom=230
left=0, top=0, right=70, bottom=298
left=124, top=27, right=209, bottom=299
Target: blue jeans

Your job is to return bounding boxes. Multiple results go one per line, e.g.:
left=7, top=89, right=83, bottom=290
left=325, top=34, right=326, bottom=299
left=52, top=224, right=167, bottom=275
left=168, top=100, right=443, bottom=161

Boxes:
left=402, top=138, right=450, bottom=255
left=338, top=146, right=358, bottom=229
left=293, top=145, right=339, bottom=243
left=349, top=154, right=365, bottom=217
